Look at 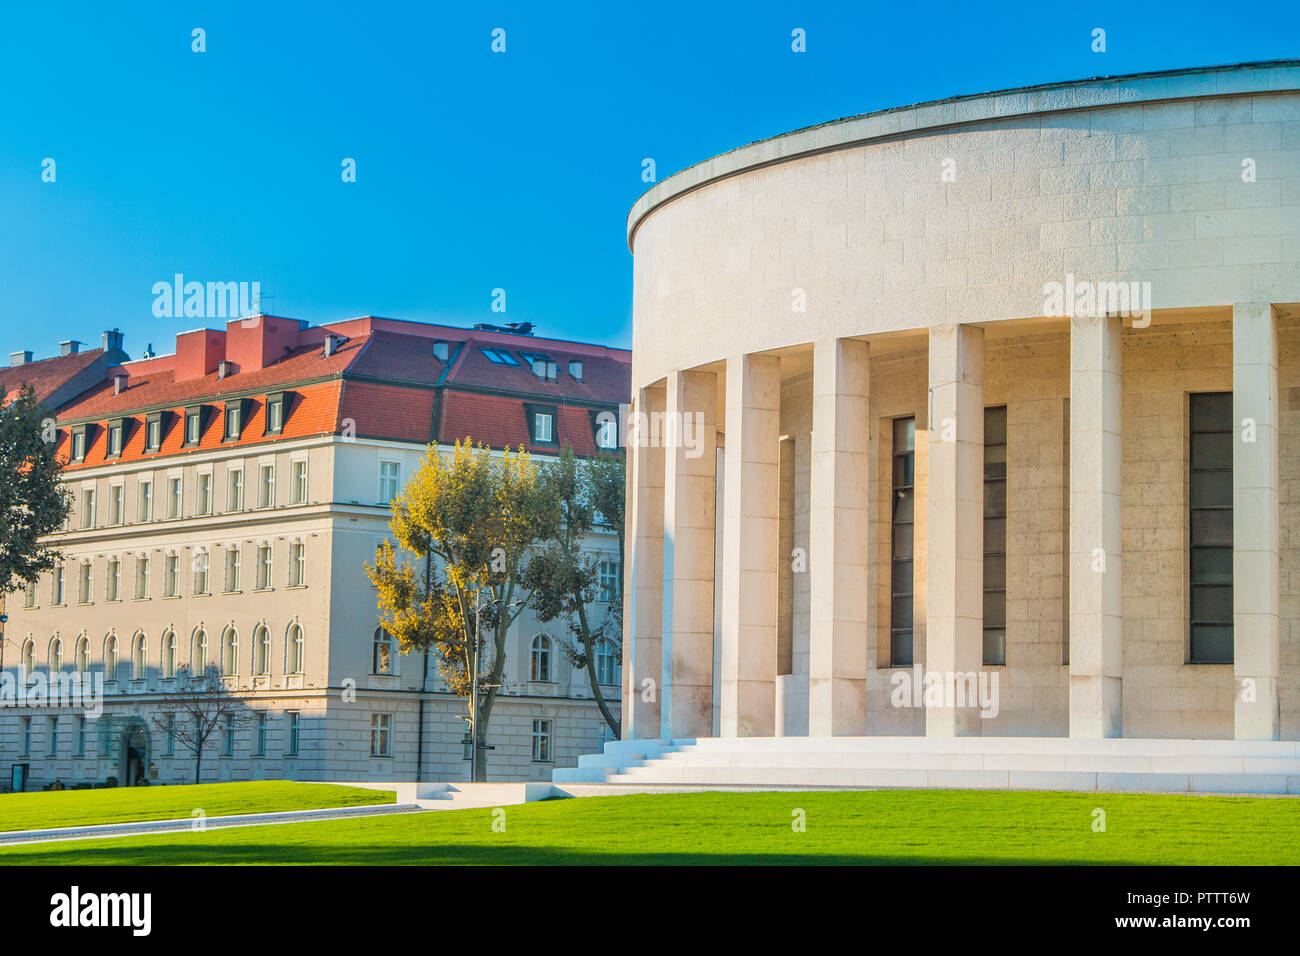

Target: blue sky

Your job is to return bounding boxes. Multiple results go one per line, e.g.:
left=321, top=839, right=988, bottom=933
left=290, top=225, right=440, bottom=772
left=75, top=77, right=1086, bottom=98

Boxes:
left=1, top=0, right=1296, bottom=356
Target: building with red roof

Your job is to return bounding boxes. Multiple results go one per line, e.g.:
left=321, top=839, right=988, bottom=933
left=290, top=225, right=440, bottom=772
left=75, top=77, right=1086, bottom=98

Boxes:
left=0, top=315, right=629, bottom=787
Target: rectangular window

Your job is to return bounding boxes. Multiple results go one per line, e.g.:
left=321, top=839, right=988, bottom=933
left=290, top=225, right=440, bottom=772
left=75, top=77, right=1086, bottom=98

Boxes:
left=378, top=461, right=400, bottom=504
left=265, top=394, right=285, bottom=434
left=71, top=429, right=86, bottom=462
left=222, top=714, right=235, bottom=757
left=286, top=711, right=300, bottom=756
left=168, top=477, right=182, bottom=519
left=480, top=347, right=519, bottom=366
left=196, top=473, right=212, bottom=515
left=107, top=556, right=121, bottom=601
left=225, top=546, right=241, bottom=592
left=289, top=542, right=305, bottom=587
left=194, top=550, right=209, bottom=595
left=107, top=421, right=123, bottom=457
left=76, top=716, right=86, bottom=757
left=224, top=404, right=242, bottom=441
left=596, top=417, right=618, bottom=449
left=53, top=564, right=65, bottom=605
left=81, top=488, right=95, bottom=529
left=24, top=579, right=37, bottom=608
left=531, top=719, right=552, bottom=762
left=1190, top=392, right=1233, bottom=664
left=109, top=484, right=124, bottom=525
left=164, top=713, right=175, bottom=756
left=145, top=416, right=162, bottom=452
left=256, top=545, right=272, bottom=590
left=984, top=406, right=1008, bottom=666
left=258, top=464, right=275, bottom=508
left=291, top=459, right=308, bottom=504
left=890, top=417, right=916, bottom=667
left=596, top=646, right=618, bottom=686
left=47, top=717, right=58, bottom=757
left=370, top=713, right=391, bottom=757
left=135, top=555, right=150, bottom=599
left=227, top=469, right=244, bottom=512
left=255, top=713, right=267, bottom=756
left=164, top=553, right=179, bottom=597
left=533, top=412, right=554, bottom=443
left=598, top=560, right=619, bottom=602
left=20, top=717, right=31, bottom=757
left=78, top=562, right=92, bottom=604
left=138, top=480, right=153, bottom=522
left=184, top=408, right=202, bottom=446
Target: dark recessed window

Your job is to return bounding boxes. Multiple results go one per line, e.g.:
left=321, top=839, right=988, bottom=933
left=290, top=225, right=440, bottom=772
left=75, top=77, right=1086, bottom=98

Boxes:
left=891, top=417, right=916, bottom=667
left=265, top=393, right=285, bottom=435
left=983, top=406, right=1008, bottom=666
left=1189, top=392, right=1233, bottom=664
left=145, top=414, right=163, bottom=452
left=183, top=407, right=203, bottom=446
left=106, top=420, right=124, bottom=458
left=70, top=427, right=87, bottom=462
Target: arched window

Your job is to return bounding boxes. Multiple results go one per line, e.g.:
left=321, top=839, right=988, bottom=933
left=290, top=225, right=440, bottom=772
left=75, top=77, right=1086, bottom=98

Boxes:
left=287, top=624, right=304, bottom=675
left=222, top=628, right=238, bottom=675
left=372, top=628, right=394, bottom=675
left=20, top=638, right=34, bottom=674
left=193, top=629, right=208, bottom=674
left=75, top=636, right=90, bottom=675
left=48, top=637, right=63, bottom=674
left=104, top=634, right=118, bottom=681
left=530, top=635, right=552, bottom=682
left=132, top=632, right=147, bottom=679
left=161, top=630, right=176, bottom=679
left=253, top=626, right=270, bottom=676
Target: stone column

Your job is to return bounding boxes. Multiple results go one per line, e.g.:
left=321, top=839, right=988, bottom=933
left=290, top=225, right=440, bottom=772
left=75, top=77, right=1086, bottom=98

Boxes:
left=623, top=385, right=665, bottom=739
left=660, top=369, right=718, bottom=739
left=926, top=324, right=985, bottom=737
left=808, top=337, right=870, bottom=736
left=1068, top=314, right=1123, bottom=738
left=720, top=353, right=781, bottom=737
left=1233, top=302, right=1280, bottom=740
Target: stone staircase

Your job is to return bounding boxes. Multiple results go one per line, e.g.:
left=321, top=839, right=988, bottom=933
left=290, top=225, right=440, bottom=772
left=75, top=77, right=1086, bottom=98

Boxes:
left=552, top=736, right=1300, bottom=794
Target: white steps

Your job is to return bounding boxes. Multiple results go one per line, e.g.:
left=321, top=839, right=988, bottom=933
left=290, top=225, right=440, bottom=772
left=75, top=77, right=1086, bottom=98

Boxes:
left=552, top=737, right=1300, bottom=794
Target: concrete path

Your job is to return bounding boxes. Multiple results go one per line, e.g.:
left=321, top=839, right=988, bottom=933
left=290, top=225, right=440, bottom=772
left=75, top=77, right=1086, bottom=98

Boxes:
left=0, top=801, right=422, bottom=847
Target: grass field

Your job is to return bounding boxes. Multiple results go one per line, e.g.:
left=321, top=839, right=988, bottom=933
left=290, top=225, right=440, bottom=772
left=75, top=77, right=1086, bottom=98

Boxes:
left=0, top=781, right=394, bottom=833
left=0, top=788, right=1294, bottom=865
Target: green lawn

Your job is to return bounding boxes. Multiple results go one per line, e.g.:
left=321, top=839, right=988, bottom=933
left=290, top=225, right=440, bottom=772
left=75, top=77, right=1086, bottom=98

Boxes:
left=0, top=781, right=394, bottom=833
left=0, top=789, right=1294, bottom=865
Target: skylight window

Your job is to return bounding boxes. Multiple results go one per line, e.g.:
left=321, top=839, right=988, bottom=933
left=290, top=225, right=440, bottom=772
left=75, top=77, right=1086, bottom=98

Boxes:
left=480, top=348, right=519, bottom=366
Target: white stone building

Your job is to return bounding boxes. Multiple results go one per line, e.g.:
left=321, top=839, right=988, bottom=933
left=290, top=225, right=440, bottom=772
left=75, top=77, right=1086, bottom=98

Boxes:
left=561, top=61, right=1300, bottom=792
left=0, top=316, right=628, bottom=789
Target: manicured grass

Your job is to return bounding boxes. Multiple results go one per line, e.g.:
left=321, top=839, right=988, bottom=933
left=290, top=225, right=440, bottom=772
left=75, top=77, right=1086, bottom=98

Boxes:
left=0, top=781, right=394, bottom=833
left=0, top=789, right=1294, bottom=865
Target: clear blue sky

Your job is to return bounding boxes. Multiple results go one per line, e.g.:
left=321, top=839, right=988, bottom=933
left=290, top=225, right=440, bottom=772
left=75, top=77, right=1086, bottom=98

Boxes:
left=1, top=0, right=1296, bottom=356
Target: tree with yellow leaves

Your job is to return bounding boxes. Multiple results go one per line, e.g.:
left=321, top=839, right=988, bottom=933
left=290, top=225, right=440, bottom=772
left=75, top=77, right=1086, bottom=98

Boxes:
left=366, top=440, right=551, bottom=781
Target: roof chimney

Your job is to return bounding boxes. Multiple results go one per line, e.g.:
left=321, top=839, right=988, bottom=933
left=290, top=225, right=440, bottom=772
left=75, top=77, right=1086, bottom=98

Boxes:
left=432, top=341, right=449, bottom=362
left=102, top=328, right=125, bottom=353
left=113, top=373, right=128, bottom=395
left=9, top=350, right=32, bottom=367
left=218, top=361, right=234, bottom=380
left=59, top=340, right=82, bottom=356
left=568, top=360, right=583, bottom=381
left=323, top=333, right=343, bottom=358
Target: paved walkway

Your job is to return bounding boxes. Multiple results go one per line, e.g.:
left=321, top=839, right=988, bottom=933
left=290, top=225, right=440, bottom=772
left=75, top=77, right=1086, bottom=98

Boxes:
left=0, top=802, right=423, bottom=847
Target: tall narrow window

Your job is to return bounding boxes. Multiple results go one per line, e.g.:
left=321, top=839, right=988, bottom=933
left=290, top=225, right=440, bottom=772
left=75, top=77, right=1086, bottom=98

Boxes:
left=1190, top=392, right=1233, bottom=664
left=106, top=556, right=120, bottom=601
left=164, top=553, right=179, bottom=597
left=138, top=480, right=153, bottom=521
left=53, top=564, right=65, bottom=605
left=287, top=624, right=304, bottom=675
left=225, top=546, right=241, bottom=592
left=222, top=628, right=239, bottom=675
left=291, top=460, right=308, bottom=504
left=81, top=488, right=95, bottom=529
left=255, top=713, right=267, bottom=756
left=227, top=469, right=244, bottom=511
left=256, top=545, right=272, bottom=589
left=289, top=542, right=305, bottom=586
left=109, top=484, right=124, bottom=525
left=531, top=635, right=552, bottom=682
left=286, top=711, right=300, bottom=756
left=983, top=406, right=1008, bottom=666
left=78, top=561, right=92, bottom=604
left=378, top=461, right=400, bottom=504
left=104, top=635, right=118, bottom=681
left=373, top=628, right=394, bottom=674
left=194, top=548, right=209, bottom=594
left=222, top=713, right=235, bottom=756
left=167, top=477, right=182, bottom=519
left=196, top=473, right=212, bottom=515
left=890, top=417, right=916, bottom=667
left=254, top=626, right=270, bottom=676
left=258, top=464, right=275, bottom=508
left=162, top=630, right=176, bottom=679
left=370, top=713, right=391, bottom=757
left=532, top=719, right=552, bottom=762
left=135, top=554, right=150, bottom=599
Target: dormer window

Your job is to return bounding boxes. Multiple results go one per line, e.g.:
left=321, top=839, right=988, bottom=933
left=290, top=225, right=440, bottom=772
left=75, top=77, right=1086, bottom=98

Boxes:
left=224, top=399, right=249, bottom=442
left=70, top=427, right=87, bottom=462
left=264, top=392, right=285, bottom=435
left=525, top=403, right=557, bottom=445
left=106, top=419, right=124, bottom=458
left=183, top=406, right=203, bottom=446
left=520, top=352, right=557, bottom=380
left=145, top=413, right=163, bottom=452
left=595, top=415, right=618, bottom=450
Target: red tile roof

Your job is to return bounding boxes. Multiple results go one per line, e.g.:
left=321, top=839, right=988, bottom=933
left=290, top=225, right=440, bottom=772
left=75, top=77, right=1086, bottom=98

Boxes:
left=0, top=349, right=107, bottom=405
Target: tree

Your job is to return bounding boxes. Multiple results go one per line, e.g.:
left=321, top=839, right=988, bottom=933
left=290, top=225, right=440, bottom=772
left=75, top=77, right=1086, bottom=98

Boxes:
left=148, top=667, right=247, bottom=784
left=525, top=444, right=626, bottom=737
left=0, top=384, right=70, bottom=595
left=366, top=440, right=550, bottom=781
